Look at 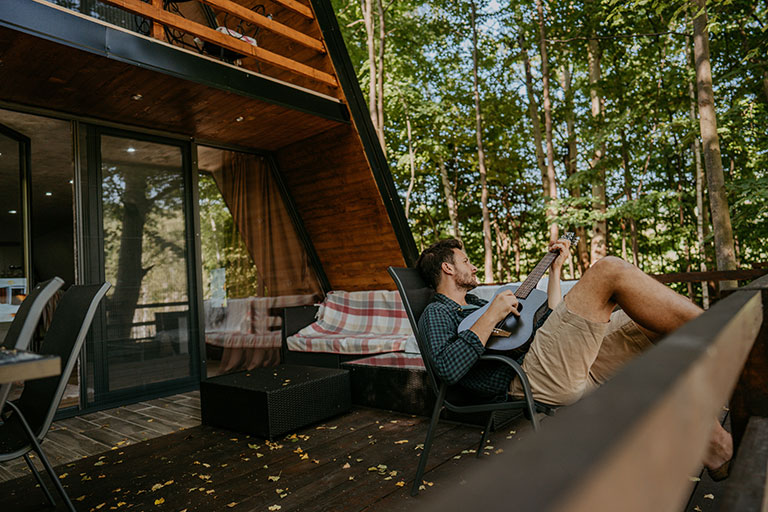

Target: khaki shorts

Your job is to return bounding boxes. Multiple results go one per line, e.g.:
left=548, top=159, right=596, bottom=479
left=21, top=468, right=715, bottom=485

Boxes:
left=509, top=300, right=653, bottom=406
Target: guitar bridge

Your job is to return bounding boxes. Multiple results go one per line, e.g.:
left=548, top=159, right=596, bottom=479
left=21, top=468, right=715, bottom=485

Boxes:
left=492, top=327, right=511, bottom=337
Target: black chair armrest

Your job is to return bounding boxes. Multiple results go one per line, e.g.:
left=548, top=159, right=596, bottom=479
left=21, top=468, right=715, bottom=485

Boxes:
left=478, top=354, right=556, bottom=415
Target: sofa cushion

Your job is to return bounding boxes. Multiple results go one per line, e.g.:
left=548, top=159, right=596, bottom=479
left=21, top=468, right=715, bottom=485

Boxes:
left=287, top=290, right=414, bottom=355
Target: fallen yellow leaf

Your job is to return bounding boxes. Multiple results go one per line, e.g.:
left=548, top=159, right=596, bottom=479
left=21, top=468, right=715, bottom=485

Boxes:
left=394, top=440, right=409, bottom=445
left=154, top=498, right=165, bottom=505
left=704, top=494, right=715, bottom=500
left=227, top=503, right=237, bottom=508
left=395, top=481, right=405, bottom=487
left=268, top=505, right=282, bottom=511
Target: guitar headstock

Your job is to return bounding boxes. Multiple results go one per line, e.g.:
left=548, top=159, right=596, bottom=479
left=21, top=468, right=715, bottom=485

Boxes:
left=552, top=232, right=578, bottom=249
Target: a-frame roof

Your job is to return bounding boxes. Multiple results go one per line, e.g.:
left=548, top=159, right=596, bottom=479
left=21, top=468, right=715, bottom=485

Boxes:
left=0, top=0, right=417, bottom=290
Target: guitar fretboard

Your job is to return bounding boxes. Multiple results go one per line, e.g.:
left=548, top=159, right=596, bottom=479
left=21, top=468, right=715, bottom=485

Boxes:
left=514, top=251, right=558, bottom=299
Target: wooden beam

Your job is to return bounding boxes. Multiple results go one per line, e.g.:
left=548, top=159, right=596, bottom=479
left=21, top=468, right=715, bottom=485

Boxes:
left=651, top=268, right=768, bottom=284
left=150, top=0, right=164, bottom=40
left=420, top=288, right=763, bottom=512
left=197, top=0, right=324, bottom=53
left=101, top=0, right=337, bottom=87
left=269, top=0, right=314, bottom=19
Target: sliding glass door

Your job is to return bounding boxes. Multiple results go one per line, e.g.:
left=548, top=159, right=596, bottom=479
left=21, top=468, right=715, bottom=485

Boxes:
left=84, top=129, right=200, bottom=406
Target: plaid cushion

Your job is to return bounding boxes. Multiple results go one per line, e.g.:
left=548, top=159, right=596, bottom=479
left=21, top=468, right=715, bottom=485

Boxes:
left=315, top=291, right=411, bottom=335
left=288, top=290, right=414, bottom=355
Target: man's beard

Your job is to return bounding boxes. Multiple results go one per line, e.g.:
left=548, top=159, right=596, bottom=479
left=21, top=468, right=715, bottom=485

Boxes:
left=456, top=272, right=478, bottom=291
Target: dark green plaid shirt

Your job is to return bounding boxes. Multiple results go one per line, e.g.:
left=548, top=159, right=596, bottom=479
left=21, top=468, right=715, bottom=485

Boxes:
left=418, top=292, right=549, bottom=397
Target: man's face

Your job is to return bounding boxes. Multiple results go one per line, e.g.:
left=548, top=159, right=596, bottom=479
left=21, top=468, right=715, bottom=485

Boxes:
left=447, top=248, right=479, bottom=290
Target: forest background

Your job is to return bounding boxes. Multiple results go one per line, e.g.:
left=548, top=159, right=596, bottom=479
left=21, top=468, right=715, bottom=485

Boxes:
left=331, top=0, right=767, bottom=304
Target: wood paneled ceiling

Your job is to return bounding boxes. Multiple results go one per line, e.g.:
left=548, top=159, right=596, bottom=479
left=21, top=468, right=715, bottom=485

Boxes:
left=0, top=27, right=345, bottom=151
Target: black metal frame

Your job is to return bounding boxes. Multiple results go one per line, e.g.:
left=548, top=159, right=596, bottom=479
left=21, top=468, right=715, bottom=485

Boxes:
left=0, top=0, right=349, bottom=124
left=3, top=401, right=76, bottom=511
left=0, top=122, right=33, bottom=288
left=311, top=0, right=418, bottom=266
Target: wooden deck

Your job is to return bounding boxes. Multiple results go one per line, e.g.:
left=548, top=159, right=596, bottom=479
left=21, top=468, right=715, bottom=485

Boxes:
left=0, top=392, right=538, bottom=511
left=0, top=391, right=731, bottom=511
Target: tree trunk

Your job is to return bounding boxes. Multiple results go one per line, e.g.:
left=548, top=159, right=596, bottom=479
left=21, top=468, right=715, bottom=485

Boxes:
left=438, top=156, right=461, bottom=240
left=560, top=59, right=589, bottom=275
left=763, top=69, right=768, bottom=104
left=403, top=100, right=416, bottom=220
left=619, top=129, right=639, bottom=266
left=588, top=35, right=607, bottom=264
left=470, top=1, right=493, bottom=283
left=110, top=169, right=151, bottom=343
left=692, top=0, right=738, bottom=289
left=375, top=0, right=386, bottom=153
left=361, top=0, right=378, bottom=138
left=535, top=0, right=558, bottom=244
left=519, top=32, right=549, bottom=200
left=690, top=75, right=710, bottom=308
left=513, top=231, right=521, bottom=281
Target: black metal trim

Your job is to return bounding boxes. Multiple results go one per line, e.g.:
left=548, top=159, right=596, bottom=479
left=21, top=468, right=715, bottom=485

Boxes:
left=0, top=122, right=33, bottom=285
left=0, top=1, right=350, bottom=124
left=189, top=142, right=208, bottom=380
left=181, top=137, right=203, bottom=384
left=309, top=0, right=418, bottom=266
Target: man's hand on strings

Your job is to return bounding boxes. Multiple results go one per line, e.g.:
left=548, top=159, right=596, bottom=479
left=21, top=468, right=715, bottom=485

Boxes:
left=488, top=289, right=520, bottom=321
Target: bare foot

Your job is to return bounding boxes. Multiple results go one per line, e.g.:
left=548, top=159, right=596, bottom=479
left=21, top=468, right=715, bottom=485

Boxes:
left=703, top=421, right=732, bottom=471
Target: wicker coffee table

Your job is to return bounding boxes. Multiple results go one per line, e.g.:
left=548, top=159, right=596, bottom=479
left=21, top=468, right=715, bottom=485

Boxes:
left=200, top=365, right=351, bottom=440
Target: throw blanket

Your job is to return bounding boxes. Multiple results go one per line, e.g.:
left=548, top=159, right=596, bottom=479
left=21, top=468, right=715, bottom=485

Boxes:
left=287, top=290, right=416, bottom=355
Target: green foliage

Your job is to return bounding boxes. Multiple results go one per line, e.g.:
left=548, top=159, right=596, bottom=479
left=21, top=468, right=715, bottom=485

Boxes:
left=333, top=0, right=768, bottom=289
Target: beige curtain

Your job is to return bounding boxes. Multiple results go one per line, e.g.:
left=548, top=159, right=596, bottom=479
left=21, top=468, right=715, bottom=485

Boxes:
left=212, top=152, right=321, bottom=298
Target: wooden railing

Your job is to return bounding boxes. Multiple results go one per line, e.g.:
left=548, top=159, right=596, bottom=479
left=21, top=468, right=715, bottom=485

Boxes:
left=98, top=0, right=338, bottom=87
left=422, top=274, right=768, bottom=511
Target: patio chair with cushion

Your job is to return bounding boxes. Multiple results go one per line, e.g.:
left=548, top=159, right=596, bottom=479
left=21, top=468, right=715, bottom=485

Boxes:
left=0, top=282, right=110, bottom=512
left=387, top=267, right=552, bottom=496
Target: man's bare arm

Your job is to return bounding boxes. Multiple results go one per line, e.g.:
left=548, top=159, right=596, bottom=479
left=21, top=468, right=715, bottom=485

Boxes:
left=547, top=239, right=571, bottom=309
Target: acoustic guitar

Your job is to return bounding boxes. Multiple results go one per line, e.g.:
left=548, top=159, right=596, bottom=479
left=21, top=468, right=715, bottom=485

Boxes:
left=457, top=232, right=576, bottom=351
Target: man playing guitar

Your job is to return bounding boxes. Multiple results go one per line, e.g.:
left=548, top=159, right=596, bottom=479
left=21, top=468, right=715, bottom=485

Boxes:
left=416, top=237, right=732, bottom=480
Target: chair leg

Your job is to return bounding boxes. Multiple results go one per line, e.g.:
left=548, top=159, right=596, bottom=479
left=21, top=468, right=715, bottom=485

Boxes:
left=24, top=453, right=56, bottom=507
left=476, top=412, right=494, bottom=458
left=411, top=385, right=447, bottom=497
left=6, top=402, right=77, bottom=512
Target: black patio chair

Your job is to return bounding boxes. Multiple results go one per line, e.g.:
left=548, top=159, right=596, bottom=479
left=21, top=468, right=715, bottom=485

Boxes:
left=388, top=267, right=551, bottom=496
left=0, top=277, right=65, bottom=408
left=0, top=282, right=111, bottom=512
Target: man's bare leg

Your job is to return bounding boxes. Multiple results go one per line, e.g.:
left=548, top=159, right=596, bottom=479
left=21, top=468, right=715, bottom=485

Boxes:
left=563, top=256, right=731, bottom=473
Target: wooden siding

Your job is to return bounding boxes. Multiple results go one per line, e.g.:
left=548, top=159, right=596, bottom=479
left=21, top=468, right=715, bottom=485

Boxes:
left=277, top=124, right=406, bottom=290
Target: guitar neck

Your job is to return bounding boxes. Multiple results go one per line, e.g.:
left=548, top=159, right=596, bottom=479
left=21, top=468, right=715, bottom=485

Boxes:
left=514, top=251, right=557, bottom=299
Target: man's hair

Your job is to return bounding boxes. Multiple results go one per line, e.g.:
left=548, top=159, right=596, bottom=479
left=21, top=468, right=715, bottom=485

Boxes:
left=416, top=238, right=464, bottom=289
